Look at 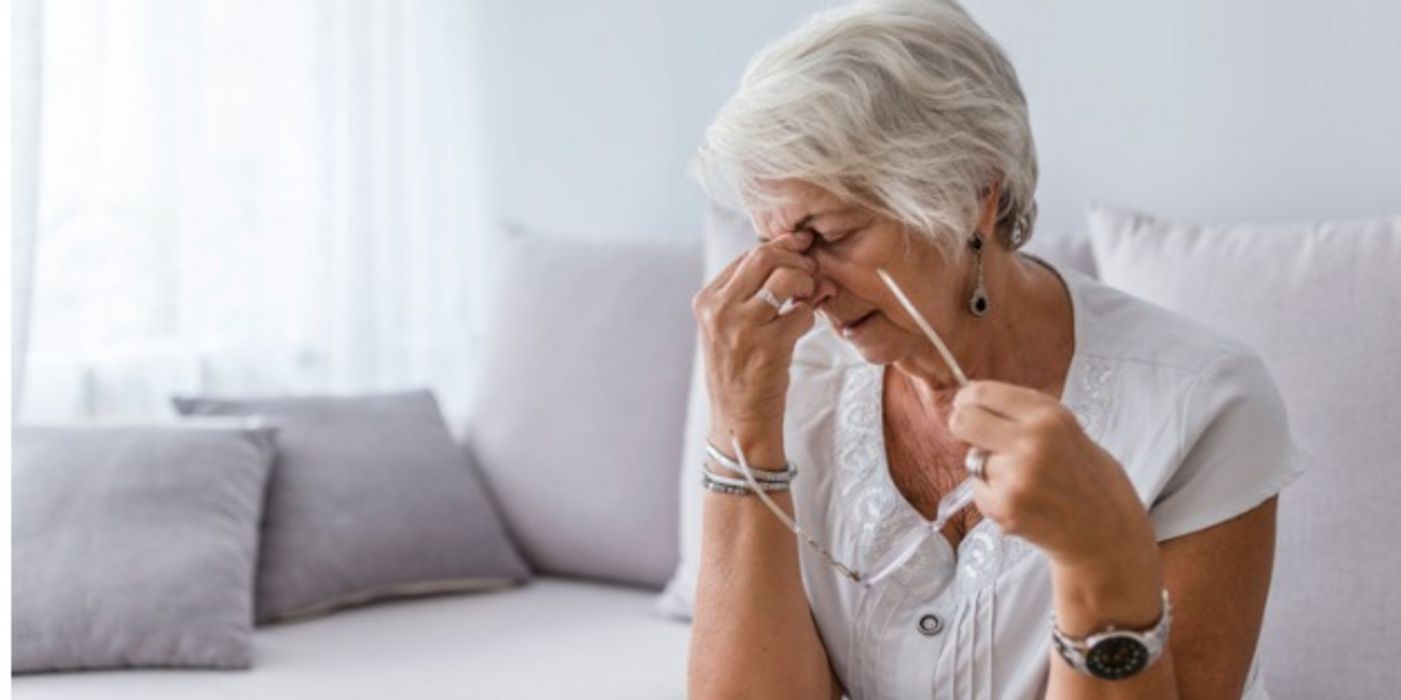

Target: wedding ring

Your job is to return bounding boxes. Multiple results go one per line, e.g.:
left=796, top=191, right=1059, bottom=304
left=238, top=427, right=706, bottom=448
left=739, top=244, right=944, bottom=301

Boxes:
left=965, top=447, right=990, bottom=481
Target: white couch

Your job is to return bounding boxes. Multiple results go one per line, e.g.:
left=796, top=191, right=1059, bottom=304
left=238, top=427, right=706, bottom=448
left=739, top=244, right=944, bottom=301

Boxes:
left=12, top=232, right=705, bottom=700
left=13, top=579, right=689, bottom=699
left=14, top=210, right=1399, bottom=699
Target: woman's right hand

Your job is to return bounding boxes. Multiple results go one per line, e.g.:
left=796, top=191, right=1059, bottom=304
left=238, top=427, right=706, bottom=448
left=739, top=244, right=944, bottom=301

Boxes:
left=692, top=228, right=820, bottom=444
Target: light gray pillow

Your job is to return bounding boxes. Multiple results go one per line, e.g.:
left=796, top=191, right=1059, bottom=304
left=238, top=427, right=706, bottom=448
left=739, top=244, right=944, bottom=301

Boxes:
left=172, top=389, right=530, bottom=623
left=1087, top=205, right=1401, bottom=699
left=1021, top=227, right=1097, bottom=278
left=13, top=423, right=276, bottom=672
left=467, top=231, right=701, bottom=588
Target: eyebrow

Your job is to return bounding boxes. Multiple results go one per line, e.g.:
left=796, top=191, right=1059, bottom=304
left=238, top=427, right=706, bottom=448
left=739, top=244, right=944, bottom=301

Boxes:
left=790, top=208, right=847, bottom=232
left=756, top=208, right=848, bottom=243
left=790, top=214, right=817, bottom=233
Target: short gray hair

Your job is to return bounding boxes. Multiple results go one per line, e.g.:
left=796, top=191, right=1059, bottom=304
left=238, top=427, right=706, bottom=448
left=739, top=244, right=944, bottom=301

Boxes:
left=694, top=0, right=1039, bottom=253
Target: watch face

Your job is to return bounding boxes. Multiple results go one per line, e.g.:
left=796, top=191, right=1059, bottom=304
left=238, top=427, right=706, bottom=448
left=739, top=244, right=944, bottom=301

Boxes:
left=1085, top=635, right=1149, bottom=680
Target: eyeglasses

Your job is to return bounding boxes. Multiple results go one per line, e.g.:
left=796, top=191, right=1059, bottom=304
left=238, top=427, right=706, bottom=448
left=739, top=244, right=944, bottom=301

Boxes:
left=727, top=266, right=987, bottom=588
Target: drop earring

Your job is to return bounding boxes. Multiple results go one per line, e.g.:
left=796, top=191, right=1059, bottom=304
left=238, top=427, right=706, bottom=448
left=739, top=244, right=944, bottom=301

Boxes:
left=968, top=233, right=990, bottom=317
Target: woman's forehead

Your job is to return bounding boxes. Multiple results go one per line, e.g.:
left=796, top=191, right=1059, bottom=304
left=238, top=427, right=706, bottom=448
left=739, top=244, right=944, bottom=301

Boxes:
left=748, top=180, right=855, bottom=233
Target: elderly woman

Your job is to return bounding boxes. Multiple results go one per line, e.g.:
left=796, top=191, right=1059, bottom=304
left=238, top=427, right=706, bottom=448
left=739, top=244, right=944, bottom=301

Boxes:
left=687, top=1, right=1307, bottom=699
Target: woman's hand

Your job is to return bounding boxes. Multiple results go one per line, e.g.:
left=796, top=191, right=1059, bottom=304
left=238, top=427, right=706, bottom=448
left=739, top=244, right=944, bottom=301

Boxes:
left=946, top=381, right=1157, bottom=569
left=692, top=229, right=819, bottom=441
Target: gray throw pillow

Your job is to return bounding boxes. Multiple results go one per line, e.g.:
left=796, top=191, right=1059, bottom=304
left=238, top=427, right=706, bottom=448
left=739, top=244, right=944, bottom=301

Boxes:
left=13, top=423, right=277, bottom=672
left=171, top=389, right=530, bottom=623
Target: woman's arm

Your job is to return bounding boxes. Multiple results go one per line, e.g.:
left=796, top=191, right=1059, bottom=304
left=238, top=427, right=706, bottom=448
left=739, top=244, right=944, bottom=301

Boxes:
left=946, top=380, right=1280, bottom=700
left=685, top=222, right=830, bottom=697
left=687, top=422, right=839, bottom=700
left=1044, top=496, right=1277, bottom=699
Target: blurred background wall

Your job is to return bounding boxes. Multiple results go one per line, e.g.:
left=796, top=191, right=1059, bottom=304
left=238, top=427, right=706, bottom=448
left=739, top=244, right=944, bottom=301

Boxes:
left=476, top=0, right=1401, bottom=242
left=17, top=0, right=1400, bottom=426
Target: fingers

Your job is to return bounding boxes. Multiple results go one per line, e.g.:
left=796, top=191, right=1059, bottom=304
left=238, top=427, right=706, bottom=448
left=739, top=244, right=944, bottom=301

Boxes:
left=701, top=251, right=748, bottom=299
left=953, top=380, right=1057, bottom=423
left=947, top=401, right=1021, bottom=454
left=736, top=267, right=816, bottom=321
left=767, top=291, right=818, bottom=342
left=721, top=240, right=816, bottom=301
left=708, top=229, right=810, bottom=289
left=771, top=228, right=815, bottom=252
left=692, top=229, right=819, bottom=348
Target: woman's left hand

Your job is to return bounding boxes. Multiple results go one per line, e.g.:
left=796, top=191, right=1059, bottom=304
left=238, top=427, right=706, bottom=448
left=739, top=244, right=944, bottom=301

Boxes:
left=947, top=380, right=1156, bottom=569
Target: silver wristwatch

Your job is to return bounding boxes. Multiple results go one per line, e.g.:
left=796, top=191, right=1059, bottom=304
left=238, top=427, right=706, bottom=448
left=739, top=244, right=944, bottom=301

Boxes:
left=1051, top=588, right=1172, bottom=681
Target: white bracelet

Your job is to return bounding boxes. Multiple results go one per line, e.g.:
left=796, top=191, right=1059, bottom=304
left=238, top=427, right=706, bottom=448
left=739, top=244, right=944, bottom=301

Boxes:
left=703, top=441, right=797, bottom=483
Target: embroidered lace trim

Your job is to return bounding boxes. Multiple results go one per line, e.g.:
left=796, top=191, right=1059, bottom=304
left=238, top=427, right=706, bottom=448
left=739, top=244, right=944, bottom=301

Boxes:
left=834, top=357, right=1115, bottom=601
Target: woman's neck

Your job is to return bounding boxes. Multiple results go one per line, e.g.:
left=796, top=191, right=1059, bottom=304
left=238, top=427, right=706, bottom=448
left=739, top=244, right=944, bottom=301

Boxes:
left=893, top=253, right=1075, bottom=411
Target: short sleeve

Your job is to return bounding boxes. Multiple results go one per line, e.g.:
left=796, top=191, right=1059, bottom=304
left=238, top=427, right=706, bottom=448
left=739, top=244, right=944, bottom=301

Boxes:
left=1149, top=350, right=1311, bottom=541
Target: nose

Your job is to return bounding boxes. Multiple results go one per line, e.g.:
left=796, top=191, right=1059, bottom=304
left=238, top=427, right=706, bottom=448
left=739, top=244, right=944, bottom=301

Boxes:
left=807, top=259, right=839, bottom=309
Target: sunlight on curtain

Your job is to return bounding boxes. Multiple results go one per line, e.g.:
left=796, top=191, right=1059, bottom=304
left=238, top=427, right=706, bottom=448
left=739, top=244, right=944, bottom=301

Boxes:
left=23, top=0, right=490, bottom=433
left=12, top=0, right=43, bottom=419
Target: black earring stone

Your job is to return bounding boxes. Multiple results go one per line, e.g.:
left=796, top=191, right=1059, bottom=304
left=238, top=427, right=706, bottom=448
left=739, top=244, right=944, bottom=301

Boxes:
left=970, top=289, right=990, bottom=317
left=968, top=232, right=990, bottom=317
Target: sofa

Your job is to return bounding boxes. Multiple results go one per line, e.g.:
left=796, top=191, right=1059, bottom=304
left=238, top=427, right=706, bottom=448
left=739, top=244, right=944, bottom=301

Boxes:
left=13, top=205, right=1399, bottom=699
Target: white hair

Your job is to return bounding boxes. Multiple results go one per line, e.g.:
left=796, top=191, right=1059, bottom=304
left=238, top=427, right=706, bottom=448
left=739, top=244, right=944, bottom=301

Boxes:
left=694, top=0, right=1039, bottom=254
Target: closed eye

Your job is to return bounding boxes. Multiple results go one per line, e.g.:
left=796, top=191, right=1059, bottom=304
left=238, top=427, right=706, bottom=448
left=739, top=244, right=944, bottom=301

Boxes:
left=809, top=226, right=860, bottom=245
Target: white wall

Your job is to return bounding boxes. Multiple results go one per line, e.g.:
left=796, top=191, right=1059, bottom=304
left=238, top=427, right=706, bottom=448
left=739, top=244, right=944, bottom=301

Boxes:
left=968, top=0, right=1401, bottom=234
left=473, top=0, right=1401, bottom=241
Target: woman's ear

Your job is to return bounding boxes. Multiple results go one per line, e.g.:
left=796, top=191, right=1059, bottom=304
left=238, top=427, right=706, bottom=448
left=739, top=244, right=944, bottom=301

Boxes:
left=977, top=180, right=1003, bottom=238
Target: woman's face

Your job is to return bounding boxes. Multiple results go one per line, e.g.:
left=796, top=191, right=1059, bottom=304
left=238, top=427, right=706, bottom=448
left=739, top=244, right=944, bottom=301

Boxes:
left=750, top=180, right=972, bottom=367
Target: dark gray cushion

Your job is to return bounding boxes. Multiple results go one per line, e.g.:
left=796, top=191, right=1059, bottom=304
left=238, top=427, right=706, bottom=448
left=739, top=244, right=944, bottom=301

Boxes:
left=171, top=389, right=530, bottom=623
left=13, top=423, right=276, bottom=672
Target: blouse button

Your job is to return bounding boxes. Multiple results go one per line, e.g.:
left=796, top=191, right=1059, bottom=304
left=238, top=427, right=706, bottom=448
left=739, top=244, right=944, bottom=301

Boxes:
left=917, top=613, right=944, bottom=636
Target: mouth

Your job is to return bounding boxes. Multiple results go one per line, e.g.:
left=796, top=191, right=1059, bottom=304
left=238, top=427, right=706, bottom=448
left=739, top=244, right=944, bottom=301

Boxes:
left=839, top=310, right=878, bottom=336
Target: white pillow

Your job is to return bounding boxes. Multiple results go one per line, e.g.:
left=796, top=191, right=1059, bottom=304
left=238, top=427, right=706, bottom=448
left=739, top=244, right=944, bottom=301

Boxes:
left=470, top=231, right=702, bottom=588
left=1087, top=204, right=1401, bottom=700
left=1021, top=228, right=1098, bottom=278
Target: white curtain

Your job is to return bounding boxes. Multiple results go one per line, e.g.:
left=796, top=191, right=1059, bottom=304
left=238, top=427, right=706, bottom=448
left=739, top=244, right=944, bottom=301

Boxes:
left=13, top=0, right=44, bottom=419
left=20, top=0, right=492, bottom=432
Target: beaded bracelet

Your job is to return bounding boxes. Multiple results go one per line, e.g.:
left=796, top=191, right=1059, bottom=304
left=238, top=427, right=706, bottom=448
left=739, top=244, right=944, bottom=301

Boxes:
left=700, top=464, right=793, bottom=493
left=700, top=471, right=762, bottom=496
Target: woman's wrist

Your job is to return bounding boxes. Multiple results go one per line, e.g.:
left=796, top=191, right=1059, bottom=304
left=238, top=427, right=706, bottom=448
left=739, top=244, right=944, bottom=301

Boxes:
left=1049, top=536, right=1165, bottom=637
left=707, top=420, right=786, bottom=473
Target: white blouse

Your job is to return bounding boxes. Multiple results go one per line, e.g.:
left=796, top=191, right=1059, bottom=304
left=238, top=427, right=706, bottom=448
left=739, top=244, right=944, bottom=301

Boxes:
left=783, top=260, right=1310, bottom=700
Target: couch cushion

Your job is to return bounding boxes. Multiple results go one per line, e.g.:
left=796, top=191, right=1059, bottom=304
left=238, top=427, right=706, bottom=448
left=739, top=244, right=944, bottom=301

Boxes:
left=11, top=578, right=689, bottom=699
left=469, top=232, right=701, bottom=588
left=13, top=423, right=276, bottom=672
left=172, top=389, right=529, bottom=623
left=1087, top=204, right=1401, bottom=700
left=1021, top=227, right=1098, bottom=278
